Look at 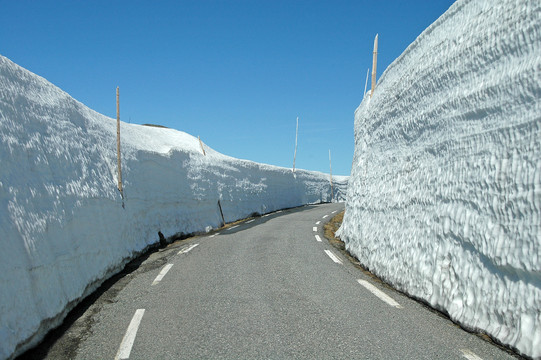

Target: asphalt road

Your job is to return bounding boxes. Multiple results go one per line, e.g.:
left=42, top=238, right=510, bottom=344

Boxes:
left=23, top=203, right=517, bottom=359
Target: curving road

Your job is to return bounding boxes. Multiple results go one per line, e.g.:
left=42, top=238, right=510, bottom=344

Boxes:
left=25, top=203, right=515, bottom=359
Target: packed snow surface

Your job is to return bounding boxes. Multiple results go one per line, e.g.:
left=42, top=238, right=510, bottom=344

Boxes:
left=338, top=0, right=540, bottom=358
left=0, top=55, right=347, bottom=359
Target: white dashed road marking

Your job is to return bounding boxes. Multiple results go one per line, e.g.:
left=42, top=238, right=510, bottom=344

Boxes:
left=316, top=221, right=321, bottom=225
left=313, top=227, right=317, bottom=232
left=115, top=309, right=145, bottom=360
left=178, top=243, right=199, bottom=255
left=331, top=210, right=337, bottom=214
left=322, top=215, right=328, bottom=219
left=209, top=233, right=220, bottom=238
left=324, top=249, right=342, bottom=264
left=152, top=264, right=174, bottom=285
left=246, top=219, right=255, bottom=224
left=227, top=225, right=239, bottom=231
left=315, top=235, right=322, bottom=242
left=357, top=279, right=402, bottom=308
left=460, top=349, right=484, bottom=360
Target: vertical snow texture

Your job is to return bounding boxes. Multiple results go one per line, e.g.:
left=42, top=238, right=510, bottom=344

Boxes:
left=0, top=55, right=347, bottom=359
left=339, top=0, right=540, bottom=358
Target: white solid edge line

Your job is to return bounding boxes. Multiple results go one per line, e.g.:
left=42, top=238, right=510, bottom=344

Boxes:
left=152, top=264, right=174, bottom=285
left=178, top=243, right=199, bottom=255
left=460, top=349, right=484, bottom=360
left=324, top=249, right=342, bottom=264
left=316, top=221, right=321, bottom=225
left=313, top=227, right=317, bottom=232
left=315, top=235, right=322, bottom=242
left=357, top=279, right=403, bottom=308
left=115, top=309, right=145, bottom=360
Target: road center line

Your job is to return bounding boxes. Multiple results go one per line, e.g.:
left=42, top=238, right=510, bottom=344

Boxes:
left=313, top=227, right=317, bottom=232
left=460, top=349, right=484, bottom=360
left=115, top=309, right=145, bottom=360
left=152, top=264, right=174, bottom=285
left=322, top=215, right=329, bottom=219
left=324, top=249, right=343, bottom=264
left=357, top=279, right=403, bottom=308
left=178, top=243, right=199, bottom=255
left=227, top=225, right=239, bottom=231
left=315, top=235, right=322, bottom=242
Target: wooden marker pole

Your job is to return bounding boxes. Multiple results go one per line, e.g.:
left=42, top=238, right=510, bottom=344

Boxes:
left=371, top=34, right=378, bottom=98
left=364, top=68, right=369, bottom=97
left=198, top=136, right=206, bottom=156
left=116, top=87, right=123, bottom=197
left=329, top=149, right=334, bottom=201
left=293, top=116, right=298, bottom=172
left=218, top=200, right=225, bottom=227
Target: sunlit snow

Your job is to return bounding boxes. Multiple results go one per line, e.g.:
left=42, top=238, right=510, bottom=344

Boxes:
left=0, top=54, right=347, bottom=359
left=338, top=0, right=540, bottom=358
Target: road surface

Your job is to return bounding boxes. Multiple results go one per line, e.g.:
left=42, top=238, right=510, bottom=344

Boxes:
left=21, top=203, right=516, bottom=359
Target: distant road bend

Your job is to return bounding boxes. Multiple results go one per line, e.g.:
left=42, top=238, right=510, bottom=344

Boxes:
left=22, top=203, right=515, bottom=359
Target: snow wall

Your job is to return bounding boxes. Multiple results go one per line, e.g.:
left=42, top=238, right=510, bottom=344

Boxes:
left=338, top=0, right=540, bottom=358
left=0, top=54, right=348, bottom=359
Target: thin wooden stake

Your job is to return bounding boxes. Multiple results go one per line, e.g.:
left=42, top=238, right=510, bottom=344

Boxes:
left=364, top=68, right=369, bottom=97
left=116, top=87, right=123, bottom=197
left=329, top=149, right=334, bottom=201
left=293, top=116, right=298, bottom=172
left=218, top=200, right=225, bottom=227
left=371, top=34, right=378, bottom=98
left=198, top=136, right=206, bottom=156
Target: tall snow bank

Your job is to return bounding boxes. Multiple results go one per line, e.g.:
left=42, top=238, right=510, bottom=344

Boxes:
left=338, top=0, right=540, bottom=358
left=0, top=54, right=347, bottom=360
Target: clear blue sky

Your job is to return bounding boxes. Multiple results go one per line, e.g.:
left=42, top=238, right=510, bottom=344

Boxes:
left=1, top=0, right=454, bottom=176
